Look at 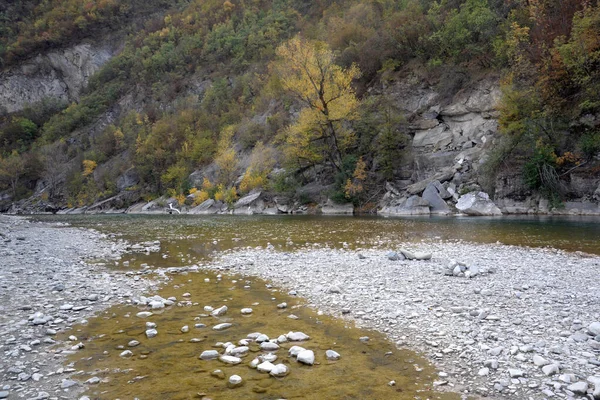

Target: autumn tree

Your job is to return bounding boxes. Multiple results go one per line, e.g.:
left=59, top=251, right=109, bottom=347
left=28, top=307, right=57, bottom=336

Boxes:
left=214, top=125, right=239, bottom=186
left=274, top=36, right=361, bottom=171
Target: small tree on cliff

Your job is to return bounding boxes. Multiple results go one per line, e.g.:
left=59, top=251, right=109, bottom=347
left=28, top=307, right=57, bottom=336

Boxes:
left=274, top=36, right=361, bottom=172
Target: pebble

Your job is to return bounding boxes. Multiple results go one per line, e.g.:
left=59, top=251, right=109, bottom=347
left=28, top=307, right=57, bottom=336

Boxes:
left=269, top=364, right=289, bottom=377
left=0, top=392, right=8, bottom=399
left=219, top=355, right=242, bottom=365
left=200, top=350, right=220, bottom=360
left=533, top=355, right=550, bottom=366
left=286, top=331, right=310, bottom=341
left=146, top=329, right=158, bottom=338
left=136, top=311, right=153, bottom=318
left=288, top=346, right=306, bottom=357
left=260, top=342, right=280, bottom=351
left=297, top=349, right=315, bottom=365
left=257, top=361, right=276, bottom=373
left=128, top=340, right=140, bottom=347
left=60, top=379, right=77, bottom=389
left=566, top=381, right=588, bottom=395
left=213, top=323, right=233, bottom=331
left=228, top=375, right=243, bottom=388
left=542, top=364, right=560, bottom=376
left=181, top=325, right=189, bottom=333
left=211, top=369, right=225, bottom=379
left=240, top=308, right=253, bottom=314
left=211, top=305, right=228, bottom=317
left=120, top=350, right=133, bottom=358
left=326, top=350, right=341, bottom=360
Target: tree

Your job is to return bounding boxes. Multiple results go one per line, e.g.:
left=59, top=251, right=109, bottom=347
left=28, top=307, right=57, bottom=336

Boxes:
left=0, top=151, right=25, bottom=199
left=274, top=36, right=361, bottom=171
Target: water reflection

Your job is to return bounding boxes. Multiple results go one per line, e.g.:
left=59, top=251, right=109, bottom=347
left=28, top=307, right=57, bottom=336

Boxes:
left=35, top=214, right=600, bottom=256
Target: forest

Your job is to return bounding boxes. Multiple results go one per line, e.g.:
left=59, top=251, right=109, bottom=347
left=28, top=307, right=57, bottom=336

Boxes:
left=0, top=0, right=599, bottom=210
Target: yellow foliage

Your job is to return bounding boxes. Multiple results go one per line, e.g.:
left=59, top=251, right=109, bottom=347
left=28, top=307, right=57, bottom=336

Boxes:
left=114, top=128, right=124, bottom=150
left=274, top=36, right=361, bottom=169
left=223, top=0, right=235, bottom=12
left=201, top=177, right=213, bottom=190
left=193, top=190, right=210, bottom=205
left=344, top=157, right=367, bottom=198
left=223, top=186, right=238, bottom=205
left=556, top=151, right=582, bottom=166
left=82, top=159, right=97, bottom=177
left=175, top=193, right=186, bottom=205
left=214, top=184, right=226, bottom=201
left=189, top=187, right=198, bottom=194
left=239, top=172, right=267, bottom=193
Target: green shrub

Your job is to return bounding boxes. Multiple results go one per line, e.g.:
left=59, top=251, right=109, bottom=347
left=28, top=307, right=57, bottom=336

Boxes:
left=579, top=131, right=600, bottom=160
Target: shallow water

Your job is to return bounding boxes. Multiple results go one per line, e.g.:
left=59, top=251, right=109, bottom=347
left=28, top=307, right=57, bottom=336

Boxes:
left=42, top=214, right=599, bottom=399
left=67, top=270, right=459, bottom=400
left=37, top=214, right=600, bottom=256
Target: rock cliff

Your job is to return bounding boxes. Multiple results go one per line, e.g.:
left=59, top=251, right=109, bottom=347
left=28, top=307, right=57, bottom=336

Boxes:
left=0, top=42, right=117, bottom=114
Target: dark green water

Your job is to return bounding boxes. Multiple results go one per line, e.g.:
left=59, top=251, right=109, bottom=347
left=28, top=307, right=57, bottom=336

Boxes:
left=35, top=214, right=600, bottom=256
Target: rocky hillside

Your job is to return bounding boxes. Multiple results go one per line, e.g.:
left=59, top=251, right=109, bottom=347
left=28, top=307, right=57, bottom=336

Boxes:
left=1, top=0, right=599, bottom=216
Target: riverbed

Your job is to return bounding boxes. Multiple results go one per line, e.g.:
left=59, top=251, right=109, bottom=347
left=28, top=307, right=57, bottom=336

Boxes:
left=1, top=214, right=599, bottom=400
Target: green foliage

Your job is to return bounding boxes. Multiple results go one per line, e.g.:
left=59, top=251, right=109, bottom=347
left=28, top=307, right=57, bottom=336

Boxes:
left=2, top=0, right=599, bottom=210
left=0, top=117, right=39, bottom=155
left=428, top=0, right=499, bottom=66
left=579, top=131, right=600, bottom=160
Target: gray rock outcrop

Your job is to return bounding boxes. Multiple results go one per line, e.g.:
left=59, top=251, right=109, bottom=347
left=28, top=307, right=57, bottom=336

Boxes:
left=0, top=42, right=117, bottom=114
left=456, top=192, right=502, bottom=216
left=321, top=199, right=353, bottom=215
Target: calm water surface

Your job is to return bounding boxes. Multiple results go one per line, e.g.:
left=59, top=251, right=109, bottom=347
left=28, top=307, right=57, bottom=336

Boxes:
left=36, top=214, right=600, bottom=256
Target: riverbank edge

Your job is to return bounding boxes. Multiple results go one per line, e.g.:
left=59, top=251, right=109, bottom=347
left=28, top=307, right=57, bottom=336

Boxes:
left=0, top=215, right=158, bottom=400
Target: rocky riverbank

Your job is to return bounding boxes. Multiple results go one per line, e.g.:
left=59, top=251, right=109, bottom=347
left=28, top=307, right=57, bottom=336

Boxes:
left=0, top=216, right=157, bottom=400
left=209, top=243, right=600, bottom=399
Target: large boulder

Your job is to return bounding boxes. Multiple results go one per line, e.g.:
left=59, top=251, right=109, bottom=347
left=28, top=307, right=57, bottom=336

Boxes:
left=321, top=199, right=353, bottom=215
left=189, top=199, right=224, bottom=214
left=233, top=191, right=265, bottom=214
left=456, top=192, right=502, bottom=216
left=379, top=195, right=430, bottom=216
left=422, top=181, right=450, bottom=214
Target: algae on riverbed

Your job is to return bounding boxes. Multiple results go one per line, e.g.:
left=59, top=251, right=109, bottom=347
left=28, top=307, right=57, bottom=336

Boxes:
left=67, top=270, right=460, bottom=400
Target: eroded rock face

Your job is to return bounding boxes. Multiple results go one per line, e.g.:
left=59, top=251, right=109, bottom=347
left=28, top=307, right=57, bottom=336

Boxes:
left=0, top=43, right=117, bottom=114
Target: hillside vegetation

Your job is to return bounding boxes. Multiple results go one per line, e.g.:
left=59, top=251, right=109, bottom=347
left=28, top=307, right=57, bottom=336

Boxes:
left=0, top=0, right=599, bottom=211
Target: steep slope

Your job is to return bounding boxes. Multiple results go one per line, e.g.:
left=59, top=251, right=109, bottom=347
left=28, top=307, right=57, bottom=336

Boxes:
left=0, top=0, right=599, bottom=215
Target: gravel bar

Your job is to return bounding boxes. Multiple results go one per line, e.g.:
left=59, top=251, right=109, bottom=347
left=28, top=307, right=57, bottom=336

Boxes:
left=0, top=216, right=157, bottom=400
left=210, top=242, right=600, bottom=399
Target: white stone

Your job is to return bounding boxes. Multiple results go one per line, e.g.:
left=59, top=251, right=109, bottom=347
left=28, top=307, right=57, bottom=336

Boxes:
left=289, top=346, right=306, bottom=357
left=213, top=323, right=232, bottom=331
left=326, top=350, right=340, bottom=360
left=269, top=364, right=289, bottom=377
left=211, top=305, right=228, bottom=317
left=219, top=355, right=242, bottom=365
left=200, top=350, right=219, bottom=360
left=228, top=375, right=243, bottom=388
left=260, top=341, right=280, bottom=351
left=136, top=311, right=153, bottom=318
left=286, top=331, right=310, bottom=341
left=145, top=329, right=158, bottom=338
left=119, top=350, right=133, bottom=358
left=257, top=361, right=276, bottom=373
left=297, top=349, right=315, bottom=365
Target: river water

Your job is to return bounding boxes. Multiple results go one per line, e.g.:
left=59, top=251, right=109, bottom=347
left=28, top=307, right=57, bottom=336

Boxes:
left=35, top=214, right=600, bottom=399
left=39, top=214, right=600, bottom=256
